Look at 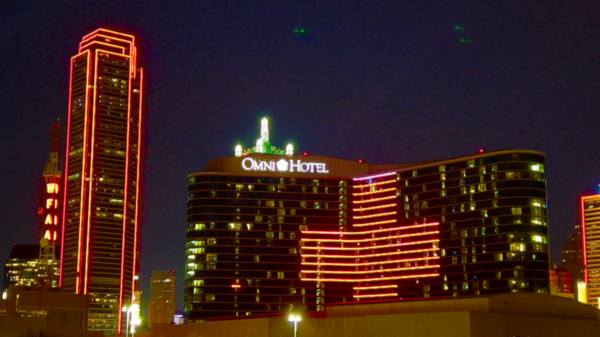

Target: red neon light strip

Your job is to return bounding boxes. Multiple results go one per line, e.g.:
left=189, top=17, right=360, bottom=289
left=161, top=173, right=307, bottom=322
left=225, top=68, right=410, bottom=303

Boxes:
left=353, top=172, right=396, bottom=181
left=80, top=34, right=132, bottom=53
left=352, top=203, right=397, bottom=212
left=353, top=211, right=397, bottom=219
left=302, top=256, right=439, bottom=267
left=84, top=50, right=103, bottom=294
left=302, top=273, right=439, bottom=283
left=301, top=247, right=438, bottom=259
left=301, top=222, right=439, bottom=236
left=353, top=285, right=398, bottom=290
left=353, top=187, right=396, bottom=196
left=301, top=231, right=439, bottom=243
left=301, top=239, right=439, bottom=251
left=302, top=264, right=440, bottom=275
left=80, top=41, right=125, bottom=54
left=119, top=50, right=135, bottom=335
left=60, top=52, right=78, bottom=287
left=353, top=196, right=396, bottom=204
left=353, top=219, right=397, bottom=227
left=353, top=293, right=398, bottom=298
left=353, top=180, right=396, bottom=189
left=131, top=68, right=143, bottom=304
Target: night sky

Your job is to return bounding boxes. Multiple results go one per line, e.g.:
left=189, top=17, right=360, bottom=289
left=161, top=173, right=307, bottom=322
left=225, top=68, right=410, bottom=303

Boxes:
left=2, top=1, right=600, bottom=310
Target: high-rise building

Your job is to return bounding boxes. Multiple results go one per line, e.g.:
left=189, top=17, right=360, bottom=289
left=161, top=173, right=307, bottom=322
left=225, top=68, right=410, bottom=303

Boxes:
left=59, top=28, right=144, bottom=334
left=184, top=119, right=550, bottom=320
left=149, top=271, right=176, bottom=324
left=582, top=194, right=600, bottom=308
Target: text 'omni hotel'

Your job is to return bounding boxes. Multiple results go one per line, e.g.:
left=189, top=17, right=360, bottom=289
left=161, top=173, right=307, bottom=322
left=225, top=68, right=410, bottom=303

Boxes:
left=185, top=118, right=550, bottom=320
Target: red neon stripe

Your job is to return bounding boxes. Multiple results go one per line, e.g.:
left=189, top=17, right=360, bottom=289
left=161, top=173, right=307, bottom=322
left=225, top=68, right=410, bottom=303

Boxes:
left=119, top=51, right=135, bottom=336
left=301, top=239, right=439, bottom=251
left=301, top=247, right=438, bottom=259
left=131, top=68, right=143, bottom=305
left=353, top=219, right=397, bottom=227
left=84, top=50, right=102, bottom=294
left=354, top=196, right=396, bottom=204
left=302, top=265, right=440, bottom=274
left=353, top=180, right=396, bottom=189
left=353, top=211, right=397, bottom=219
left=353, top=293, right=398, bottom=298
left=353, top=285, right=398, bottom=290
left=301, top=231, right=439, bottom=243
left=301, top=222, right=439, bottom=236
left=302, top=256, right=439, bottom=267
left=59, top=53, right=77, bottom=287
left=302, top=273, right=439, bottom=283
left=352, top=203, right=397, bottom=212
left=353, top=187, right=396, bottom=196
left=353, top=172, right=396, bottom=181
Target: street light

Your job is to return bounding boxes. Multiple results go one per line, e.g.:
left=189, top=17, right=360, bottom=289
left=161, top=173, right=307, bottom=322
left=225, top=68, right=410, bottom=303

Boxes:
left=288, top=314, right=301, bottom=337
left=122, top=306, right=131, bottom=337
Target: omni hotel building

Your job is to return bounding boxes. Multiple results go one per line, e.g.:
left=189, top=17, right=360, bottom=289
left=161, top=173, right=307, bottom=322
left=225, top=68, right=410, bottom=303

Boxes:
left=185, top=119, right=550, bottom=320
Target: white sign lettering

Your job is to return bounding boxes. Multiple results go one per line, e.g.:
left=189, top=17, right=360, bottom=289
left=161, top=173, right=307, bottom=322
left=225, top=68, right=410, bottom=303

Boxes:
left=242, top=158, right=329, bottom=174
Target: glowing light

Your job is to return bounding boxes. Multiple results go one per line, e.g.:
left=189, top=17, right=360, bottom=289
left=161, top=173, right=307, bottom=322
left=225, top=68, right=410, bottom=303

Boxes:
left=301, top=231, right=439, bottom=243
left=131, top=68, right=144, bottom=306
left=301, top=239, right=439, bottom=251
left=353, top=196, right=396, bottom=204
left=260, top=117, right=269, bottom=142
left=302, top=256, right=439, bottom=267
left=353, top=204, right=397, bottom=212
left=353, top=180, right=396, bottom=189
left=301, top=247, right=438, bottom=259
left=353, top=293, right=398, bottom=299
left=46, top=199, right=54, bottom=209
left=45, top=214, right=53, bottom=225
left=353, top=211, right=397, bottom=219
left=256, top=139, right=264, bottom=153
left=231, top=284, right=241, bottom=288
left=353, top=219, right=397, bottom=227
left=353, top=187, right=396, bottom=196
left=302, top=265, right=440, bottom=275
left=353, top=172, right=396, bottom=181
left=235, top=145, right=242, bottom=157
left=44, top=230, right=51, bottom=240
left=301, top=222, right=439, bottom=236
left=286, top=144, right=294, bottom=156
left=47, top=183, right=59, bottom=194
left=302, top=273, right=439, bottom=283
left=353, top=285, right=398, bottom=290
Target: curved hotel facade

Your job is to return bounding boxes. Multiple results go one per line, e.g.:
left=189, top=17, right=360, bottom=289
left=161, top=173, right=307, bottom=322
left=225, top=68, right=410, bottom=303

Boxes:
left=185, top=119, right=549, bottom=320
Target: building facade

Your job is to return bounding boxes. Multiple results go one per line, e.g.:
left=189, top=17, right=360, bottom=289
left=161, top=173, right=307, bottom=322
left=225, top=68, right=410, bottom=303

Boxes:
left=4, top=245, right=60, bottom=291
left=60, top=28, right=144, bottom=334
left=582, top=194, right=600, bottom=308
left=184, top=120, right=550, bottom=320
left=149, top=270, right=176, bottom=324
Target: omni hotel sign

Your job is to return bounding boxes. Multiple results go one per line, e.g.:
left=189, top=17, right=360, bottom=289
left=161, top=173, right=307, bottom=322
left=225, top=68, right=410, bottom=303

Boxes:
left=242, top=157, right=329, bottom=174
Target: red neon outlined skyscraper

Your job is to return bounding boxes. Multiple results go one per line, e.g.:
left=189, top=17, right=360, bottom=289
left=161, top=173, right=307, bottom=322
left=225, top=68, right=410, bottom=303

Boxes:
left=60, top=28, right=144, bottom=335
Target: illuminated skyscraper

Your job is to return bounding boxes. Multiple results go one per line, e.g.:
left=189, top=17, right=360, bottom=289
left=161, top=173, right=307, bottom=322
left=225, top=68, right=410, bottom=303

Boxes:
left=60, top=29, right=144, bottom=334
left=184, top=119, right=550, bottom=320
left=582, top=194, right=600, bottom=308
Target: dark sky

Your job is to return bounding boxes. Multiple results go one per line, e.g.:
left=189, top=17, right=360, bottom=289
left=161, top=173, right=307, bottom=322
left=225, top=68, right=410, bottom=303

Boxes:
left=2, top=1, right=600, bottom=310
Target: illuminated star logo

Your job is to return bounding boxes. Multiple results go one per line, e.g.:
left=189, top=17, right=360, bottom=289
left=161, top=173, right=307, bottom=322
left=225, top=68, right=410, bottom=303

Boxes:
left=277, top=159, right=289, bottom=172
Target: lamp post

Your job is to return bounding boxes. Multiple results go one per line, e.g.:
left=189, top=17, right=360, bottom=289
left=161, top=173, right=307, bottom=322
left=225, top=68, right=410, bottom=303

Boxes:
left=288, top=314, right=301, bottom=337
left=122, top=306, right=131, bottom=337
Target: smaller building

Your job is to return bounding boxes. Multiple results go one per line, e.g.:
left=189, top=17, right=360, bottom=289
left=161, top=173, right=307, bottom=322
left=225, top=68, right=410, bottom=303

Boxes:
left=149, top=271, right=176, bottom=324
left=550, top=265, right=574, bottom=299
left=3, top=244, right=59, bottom=291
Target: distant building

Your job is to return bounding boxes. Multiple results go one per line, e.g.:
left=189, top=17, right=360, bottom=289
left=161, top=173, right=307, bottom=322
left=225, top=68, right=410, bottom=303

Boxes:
left=3, top=245, right=59, bottom=291
left=149, top=271, right=176, bottom=324
left=562, top=229, right=584, bottom=284
left=581, top=194, right=600, bottom=308
left=550, top=264, right=574, bottom=299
